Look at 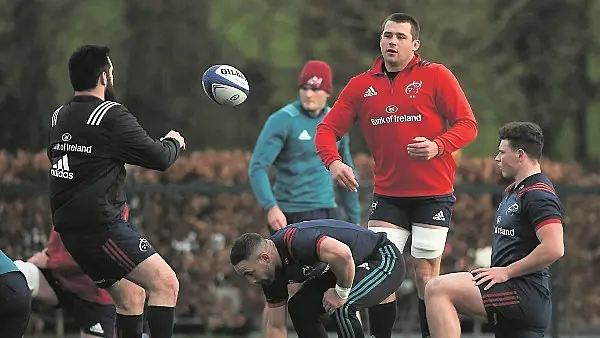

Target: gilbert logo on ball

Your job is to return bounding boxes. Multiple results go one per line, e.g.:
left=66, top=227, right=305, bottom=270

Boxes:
left=202, top=64, right=250, bottom=107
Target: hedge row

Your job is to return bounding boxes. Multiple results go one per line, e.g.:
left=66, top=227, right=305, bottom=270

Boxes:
left=1, top=150, right=599, bottom=330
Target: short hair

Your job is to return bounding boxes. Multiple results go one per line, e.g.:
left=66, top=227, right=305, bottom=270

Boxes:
left=230, top=233, right=266, bottom=265
left=68, top=45, right=111, bottom=91
left=381, top=13, right=420, bottom=40
left=498, top=122, right=544, bottom=160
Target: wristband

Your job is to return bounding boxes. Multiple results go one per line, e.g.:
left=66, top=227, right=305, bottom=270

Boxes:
left=335, top=284, right=350, bottom=299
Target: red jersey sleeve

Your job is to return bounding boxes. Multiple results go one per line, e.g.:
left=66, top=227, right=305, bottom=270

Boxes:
left=432, top=65, right=478, bottom=155
left=315, top=78, right=358, bottom=168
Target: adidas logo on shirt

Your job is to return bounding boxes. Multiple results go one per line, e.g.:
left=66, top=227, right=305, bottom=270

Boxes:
left=432, top=211, right=445, bottom=222
left=298, top=130, right=312, bottom=140
left=50, top=154, right=73, bottom=180
left=364, top=86, right=378, bottom=97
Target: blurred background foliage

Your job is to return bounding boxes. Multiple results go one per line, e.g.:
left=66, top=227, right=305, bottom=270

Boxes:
left=0, top=0, right=599, bottom=164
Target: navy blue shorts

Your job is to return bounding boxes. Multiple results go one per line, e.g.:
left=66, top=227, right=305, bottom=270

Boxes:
left=287, top=240, right=405, bottom=338
left=368, top=193, right=456, bottom=230
left=478, top=277, right=552, bottom=338
left=269, top=207, right=340, bottom=235
left=60, top=221, right=157, bottom=289
left=0, top=271, right=31, bottom=338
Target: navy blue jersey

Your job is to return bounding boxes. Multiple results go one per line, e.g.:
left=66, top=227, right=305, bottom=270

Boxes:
left=47, top=96, right=180, bottom=232
left=262, top=219, right=387, bottom=305
left=492, top=173, right=562, bottom=288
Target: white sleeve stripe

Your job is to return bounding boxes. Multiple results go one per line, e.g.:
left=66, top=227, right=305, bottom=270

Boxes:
left=91, top=103, right=117, bottom=126
left=86, top=101, right=119, bottom=126
left=51, top=106, right=63, bottom=127
left=86, top=101, right=110, bottom=125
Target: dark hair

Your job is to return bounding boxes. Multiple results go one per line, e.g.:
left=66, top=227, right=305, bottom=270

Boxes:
left=498, top=122, right=544, bottom=160
left=230, top=233, right=266, bottom=265
left=381, top=13, right=420, bottom=40
left=68, top=45, right=111, bottom=91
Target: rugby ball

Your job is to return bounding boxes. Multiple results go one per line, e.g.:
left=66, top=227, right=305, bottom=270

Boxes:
left=202, top=65, right=249, bottom=106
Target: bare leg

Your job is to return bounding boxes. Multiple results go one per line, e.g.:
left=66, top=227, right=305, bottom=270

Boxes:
left=424, top=272, right=487, bottom=338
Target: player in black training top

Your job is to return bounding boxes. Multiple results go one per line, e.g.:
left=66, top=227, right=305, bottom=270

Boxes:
left=47, top=45, right=184, bottom=338
left=230, top=219, right=406, bottom=338
left=424, top=122, right=565, bottom=338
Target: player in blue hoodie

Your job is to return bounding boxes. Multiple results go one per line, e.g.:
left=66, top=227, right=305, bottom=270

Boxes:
left=249, top=60, right=360, bottom=230
left=248, top=60, right=362, bottom=337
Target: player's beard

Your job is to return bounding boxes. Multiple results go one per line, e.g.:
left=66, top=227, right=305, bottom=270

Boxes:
left=105, top=77, right=117, bottom=101
left=262, top=263, right=276, bottom=285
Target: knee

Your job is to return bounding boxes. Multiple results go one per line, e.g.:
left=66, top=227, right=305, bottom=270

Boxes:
left=116, top=284, right=146, bottom=313
left=152, top=268, right=179, bottom=299
left=414, top=261, right=436, bottom=283
left=424, top=276, right=446, bottom=302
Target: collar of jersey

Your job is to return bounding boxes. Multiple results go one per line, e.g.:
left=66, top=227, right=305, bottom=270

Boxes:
left=71, top=94, right=103, bottom=103
left=369, top=52, right=422, bottom=76
left=508, top=172, right=544, bottom=193
left=272, top=236, right=293, bottom=267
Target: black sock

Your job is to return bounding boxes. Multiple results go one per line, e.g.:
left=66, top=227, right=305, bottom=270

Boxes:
left=418, top=298, right=431, bottom=338
left=146, top=306, right=175, bottom=338
left=368, top=301, right=397, bottom=338
left=116, top=313, right=143, bottom=338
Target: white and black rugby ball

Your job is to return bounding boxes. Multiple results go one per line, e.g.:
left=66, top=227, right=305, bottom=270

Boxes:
left=202, top=65, right=249, bottom=106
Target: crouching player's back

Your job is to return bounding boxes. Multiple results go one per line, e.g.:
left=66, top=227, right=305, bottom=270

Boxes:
left=230, top=219, right=406, bottom=338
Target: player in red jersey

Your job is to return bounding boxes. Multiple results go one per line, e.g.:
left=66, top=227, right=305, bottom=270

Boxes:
left=14, top=207, right=145, bottom=338
left=315, top=13, right=478, bottom=338
left=15, top=227, right=119, bottom=338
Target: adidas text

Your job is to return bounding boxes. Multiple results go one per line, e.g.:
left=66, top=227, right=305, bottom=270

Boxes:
left=50, top=168, right=73, bottom=180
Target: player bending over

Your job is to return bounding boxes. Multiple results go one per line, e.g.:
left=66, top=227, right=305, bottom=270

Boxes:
left=230, top=219, right=406, bottom=338
left=47, top=45, right=185, bottom=338
left=424, top=122, right=564, bottom=338
left=0, top=249, right=31, bottom=338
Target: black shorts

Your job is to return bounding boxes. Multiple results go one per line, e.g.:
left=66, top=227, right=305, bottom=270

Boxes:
left=269, top=207, right=341, bottom=235
left=41, top=269, right=116, bottom=337
left=0, top=271, right=31, bottom=338
left=368, top=193, right=456, bottom=229
left=60, top=221, right=157, bottom=289
left=287, top=240, right=405, bottom=338
left=478, top=277, right=552, bottom=338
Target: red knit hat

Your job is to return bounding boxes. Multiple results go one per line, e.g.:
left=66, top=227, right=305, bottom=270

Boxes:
left=298, top=60, right=333, bottom=93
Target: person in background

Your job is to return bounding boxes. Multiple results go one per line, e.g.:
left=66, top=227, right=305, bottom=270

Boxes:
left=248, top=60, right=361, bottom=337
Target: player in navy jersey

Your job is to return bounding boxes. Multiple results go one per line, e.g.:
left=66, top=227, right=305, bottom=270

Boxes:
left=47, top=45, right=184, bottom=338
left=230, top=219, right=406, bottom=338
left=424, top=122, right=564, bottom=338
